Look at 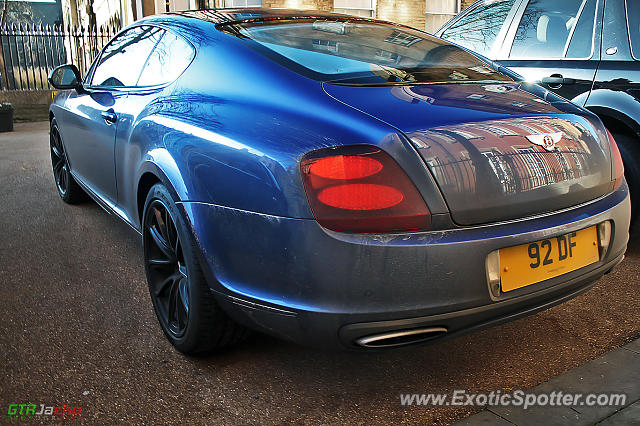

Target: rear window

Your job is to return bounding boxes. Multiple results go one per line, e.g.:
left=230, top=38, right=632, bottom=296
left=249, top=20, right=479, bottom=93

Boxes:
left=218, top=19, right=513, bottom=85
left=627, top=0, right=640, bottom=60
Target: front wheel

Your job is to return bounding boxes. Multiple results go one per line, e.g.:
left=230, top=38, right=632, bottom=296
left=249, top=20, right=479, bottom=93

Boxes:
left=142, top=183, right=248, bottom=354
left=50, top=119, right=85, bottom=203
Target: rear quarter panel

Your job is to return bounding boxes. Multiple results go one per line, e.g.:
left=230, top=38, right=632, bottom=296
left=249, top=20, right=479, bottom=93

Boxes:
left=123, top=31, right=443, bottom=226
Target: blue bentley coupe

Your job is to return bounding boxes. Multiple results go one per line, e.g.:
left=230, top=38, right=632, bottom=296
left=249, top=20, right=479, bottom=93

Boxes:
left=48, top=9, right=630, bottom=353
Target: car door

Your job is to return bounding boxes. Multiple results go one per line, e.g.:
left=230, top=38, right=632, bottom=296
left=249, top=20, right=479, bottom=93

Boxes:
left=590, top=0, right=640, bottom=104
left=495, top=0, right=603, bottom=105
left=61, top=26, right=164, bottom=204
left=112, top=28, right=196, bottom=224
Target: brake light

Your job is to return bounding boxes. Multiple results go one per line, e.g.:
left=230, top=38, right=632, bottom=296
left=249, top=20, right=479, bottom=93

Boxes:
left=300, top=145, right=431, bottom=233
left=606, top=129, right=625, bottom=189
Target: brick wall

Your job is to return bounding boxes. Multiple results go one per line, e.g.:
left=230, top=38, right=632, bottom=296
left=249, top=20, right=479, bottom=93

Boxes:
left=377, top=0, right=426, bottom=30
left=461, top=0, right=475, bottom=9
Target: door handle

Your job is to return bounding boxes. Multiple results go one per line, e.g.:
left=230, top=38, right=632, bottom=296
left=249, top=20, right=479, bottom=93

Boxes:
left=541, top=75, right=576, bottom=86
left=101, top=109, right=117, bottom=124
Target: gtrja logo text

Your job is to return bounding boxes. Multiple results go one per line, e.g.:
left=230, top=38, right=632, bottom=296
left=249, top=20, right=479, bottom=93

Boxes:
left=7, top=403, right=82, bottom=420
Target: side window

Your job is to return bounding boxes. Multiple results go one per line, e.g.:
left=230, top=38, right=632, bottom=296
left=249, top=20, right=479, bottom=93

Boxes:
left=510, top=0, right=587, bottom=59
left=626, top=0, right=640, bottom=59
left=137, top=31, right=195, bottom=87
left=91, top=26, right=164, bottom=88
left=440, top=0, right=517, bottom=56
left=565, top=0, right=597, bottom=58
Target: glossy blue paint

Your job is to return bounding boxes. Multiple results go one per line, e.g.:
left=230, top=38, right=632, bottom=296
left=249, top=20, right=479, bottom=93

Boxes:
left=49, top=10, right=631, bottom=349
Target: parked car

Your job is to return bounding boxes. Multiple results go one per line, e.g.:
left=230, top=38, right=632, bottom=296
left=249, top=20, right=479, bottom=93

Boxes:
left=48, top=9, right=629, bottom=354
left=437, top=0, right=640, bottom=225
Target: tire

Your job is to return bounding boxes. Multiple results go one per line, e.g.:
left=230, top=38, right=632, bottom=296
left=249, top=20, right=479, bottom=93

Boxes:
left=142, top=183, right=248, bottom=354
left=614, top=133, right=640, bottom=229
left=50, top=118, right=85, bottom=204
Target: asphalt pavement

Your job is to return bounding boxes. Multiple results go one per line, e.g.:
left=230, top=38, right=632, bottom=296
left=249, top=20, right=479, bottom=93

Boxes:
left=1, top=121, right=639, bottom=424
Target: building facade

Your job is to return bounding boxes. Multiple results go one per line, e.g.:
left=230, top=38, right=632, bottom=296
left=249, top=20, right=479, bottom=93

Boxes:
left=62, top=0, right=474, bottom=32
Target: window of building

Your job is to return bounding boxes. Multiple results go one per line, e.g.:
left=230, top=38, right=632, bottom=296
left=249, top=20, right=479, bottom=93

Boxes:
left=384, top=30, right=422, bottom=47
left=224, top=0, right=260, bottom=7
left=426, top=0, right=461, bottom=33
left=334, top=0, right=376, bottom=18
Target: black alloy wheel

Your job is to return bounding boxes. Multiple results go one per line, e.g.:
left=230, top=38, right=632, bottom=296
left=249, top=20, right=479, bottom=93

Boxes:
left=50, top=126, right=70, bottom=198
left=50, top=119, right=84, bottom=203
left=142, top=184, right=248, bottom=354
left=144, top=199, right=190, bottom=338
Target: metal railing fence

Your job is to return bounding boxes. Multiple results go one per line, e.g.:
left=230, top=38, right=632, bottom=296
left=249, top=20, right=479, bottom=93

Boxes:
left=0, top=23, right=120, bottom=91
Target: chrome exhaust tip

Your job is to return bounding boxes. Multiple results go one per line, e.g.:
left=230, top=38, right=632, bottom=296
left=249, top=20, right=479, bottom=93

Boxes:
left=355, top=327, right=448, bottom=348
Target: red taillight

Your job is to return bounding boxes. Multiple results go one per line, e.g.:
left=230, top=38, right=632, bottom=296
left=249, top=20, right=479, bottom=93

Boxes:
left=318, top=184, right=404, bottom=210
left=309, top=156, right=383, bottom=180
left=606, top=129, right=625, bottom=189
left=300, top=145, right=431, bottom=233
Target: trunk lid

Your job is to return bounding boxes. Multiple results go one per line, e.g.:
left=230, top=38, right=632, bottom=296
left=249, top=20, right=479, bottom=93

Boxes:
left=323, top=82, right=612, bottom=225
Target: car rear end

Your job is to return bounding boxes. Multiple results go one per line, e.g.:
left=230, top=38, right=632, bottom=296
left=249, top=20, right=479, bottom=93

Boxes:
left=191, top=13, right=631, bottom=349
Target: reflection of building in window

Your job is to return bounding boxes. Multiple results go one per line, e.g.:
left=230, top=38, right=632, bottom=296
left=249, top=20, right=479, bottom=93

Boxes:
left=537, top=123, right=559, bottom=133
left=555, top=152, right=574, bottom=180
left=451, top=129, right=481, bottom=140
left=449, top=70, right=470, bottom=80
left=468, top=65, right=496, bottom=75
left=517, top=147, right=550, bottom=188
left=384, top=30, right=422, bottom=46
left=511, top=123, right=539, bottom=134
left=568, top=149, right=584, bottom=173
left=482, top=150, right=514, bottom=193
left=334, top=0, right=376, bottom=17
left=312, top=39, right=338, bottom=52
left=467, top=94, right=489, bottom=100
left=476, top=124, right=517, bottom=137
left=427, top=157, right=451, bottom=186
left=374, top=49, right=399, bottom=63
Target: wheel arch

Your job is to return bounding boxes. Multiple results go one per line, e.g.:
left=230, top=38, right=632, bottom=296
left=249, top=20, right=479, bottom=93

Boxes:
left=587, top=106, right=639, bottom=138
left=135, top=161, right=185, bottom=229
left=585, top=90, right=640, bottom=140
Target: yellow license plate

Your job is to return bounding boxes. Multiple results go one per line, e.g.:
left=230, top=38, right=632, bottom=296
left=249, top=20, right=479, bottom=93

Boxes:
left=500, top=226, right=600, bottom=292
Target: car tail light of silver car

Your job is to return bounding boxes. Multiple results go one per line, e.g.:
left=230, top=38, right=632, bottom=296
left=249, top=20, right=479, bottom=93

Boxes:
left=606, top=129, right=625, bottom=190
left=300, top=145, right=431, bottom=233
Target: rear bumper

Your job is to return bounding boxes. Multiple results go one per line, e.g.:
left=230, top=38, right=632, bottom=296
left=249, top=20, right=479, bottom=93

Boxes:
left=181, top=183, right=630, bottom=350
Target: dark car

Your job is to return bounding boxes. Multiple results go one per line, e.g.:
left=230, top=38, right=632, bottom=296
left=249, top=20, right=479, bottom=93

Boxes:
left=47, top=9, right=629, bottom=354
left=437, top=0, right=640, bottom=224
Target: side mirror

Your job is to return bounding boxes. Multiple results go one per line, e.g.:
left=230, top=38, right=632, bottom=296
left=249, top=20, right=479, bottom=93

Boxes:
left=48, top=64, right=85, bottom=92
